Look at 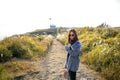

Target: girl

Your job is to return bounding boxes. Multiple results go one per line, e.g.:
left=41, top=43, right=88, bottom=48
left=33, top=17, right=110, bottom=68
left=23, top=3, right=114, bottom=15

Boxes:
left=65, top=29, right=82, bottom=80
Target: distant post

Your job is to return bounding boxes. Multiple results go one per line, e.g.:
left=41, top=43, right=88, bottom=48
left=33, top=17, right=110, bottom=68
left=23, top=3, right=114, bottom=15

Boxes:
left=49, top=18, right=51, bottom=27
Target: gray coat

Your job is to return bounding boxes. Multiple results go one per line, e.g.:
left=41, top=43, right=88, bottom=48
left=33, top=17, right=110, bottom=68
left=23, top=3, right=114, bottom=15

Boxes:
left=65, top=41, right=82, bottom=72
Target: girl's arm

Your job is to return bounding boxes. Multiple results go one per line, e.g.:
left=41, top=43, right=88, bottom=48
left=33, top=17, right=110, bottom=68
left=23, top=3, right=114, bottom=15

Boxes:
left=66, top=42, right=82, bottom=57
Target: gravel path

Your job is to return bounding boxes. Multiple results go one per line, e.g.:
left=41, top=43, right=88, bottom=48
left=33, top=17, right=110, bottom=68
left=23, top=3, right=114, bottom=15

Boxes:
left=14, top=39, right=105, bottom=80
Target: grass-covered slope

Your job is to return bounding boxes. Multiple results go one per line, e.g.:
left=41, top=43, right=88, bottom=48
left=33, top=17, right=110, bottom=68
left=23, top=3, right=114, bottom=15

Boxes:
left=0, top=35, right=53, bottom=80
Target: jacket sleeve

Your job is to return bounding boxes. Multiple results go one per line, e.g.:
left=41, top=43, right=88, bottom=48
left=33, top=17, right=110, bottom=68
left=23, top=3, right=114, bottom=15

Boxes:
left=67, top=42, right=82, bottom=57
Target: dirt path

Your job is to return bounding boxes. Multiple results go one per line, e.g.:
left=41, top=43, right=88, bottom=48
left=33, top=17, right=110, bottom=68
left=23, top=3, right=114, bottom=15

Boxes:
left=14, top=39, right=105, bottom=80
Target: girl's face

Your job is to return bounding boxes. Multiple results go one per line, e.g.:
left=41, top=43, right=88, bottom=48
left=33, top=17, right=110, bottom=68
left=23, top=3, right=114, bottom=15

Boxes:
left=69, top=32, right=75, bottom=40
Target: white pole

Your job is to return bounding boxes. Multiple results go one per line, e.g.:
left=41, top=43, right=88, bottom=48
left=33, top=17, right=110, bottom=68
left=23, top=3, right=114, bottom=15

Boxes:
left=49, top=18, right=51, bottom=26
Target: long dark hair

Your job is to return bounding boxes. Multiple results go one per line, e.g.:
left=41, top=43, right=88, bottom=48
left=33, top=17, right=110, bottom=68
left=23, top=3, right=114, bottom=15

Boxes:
left=68, top=29, right=78, bottom=44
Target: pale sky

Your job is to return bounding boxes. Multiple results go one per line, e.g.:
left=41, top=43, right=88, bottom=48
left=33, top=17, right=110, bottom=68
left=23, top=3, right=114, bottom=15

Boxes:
left=0, top=0, right=120, bottom=39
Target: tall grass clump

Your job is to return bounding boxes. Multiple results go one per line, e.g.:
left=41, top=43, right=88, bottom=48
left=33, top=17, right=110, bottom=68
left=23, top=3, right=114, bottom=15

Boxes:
left=0, top=65, right=11, bottom=80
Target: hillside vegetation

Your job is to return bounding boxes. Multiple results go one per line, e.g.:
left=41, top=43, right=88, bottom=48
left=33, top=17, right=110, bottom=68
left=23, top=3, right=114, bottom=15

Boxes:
left=0, top=35, right=53, bottom=80
left=57, top=27, right=120, bottom=80
left=0, top=35, right=53, bottom=61
left=28, top=28, right=57, bottom=36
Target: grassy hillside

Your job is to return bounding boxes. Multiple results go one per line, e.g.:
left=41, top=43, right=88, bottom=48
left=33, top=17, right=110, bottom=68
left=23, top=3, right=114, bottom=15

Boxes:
left=27, top=27, right=69, bottom=37
left=28, top=28, right=57, bottom=36
left=0, top=35, right=53, bottom=80
left=57, top=27, right=120, bottom=80
left=0, top=35, right=53, bottom=61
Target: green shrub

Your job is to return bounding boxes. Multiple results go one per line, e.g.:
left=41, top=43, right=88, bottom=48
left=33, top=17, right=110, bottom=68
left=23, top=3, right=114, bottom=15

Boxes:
left=0, top=45, right=12, bottom=62
left=8, top=41, right=27, bottom=58
left=100, top=28, right=118, bottom=39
